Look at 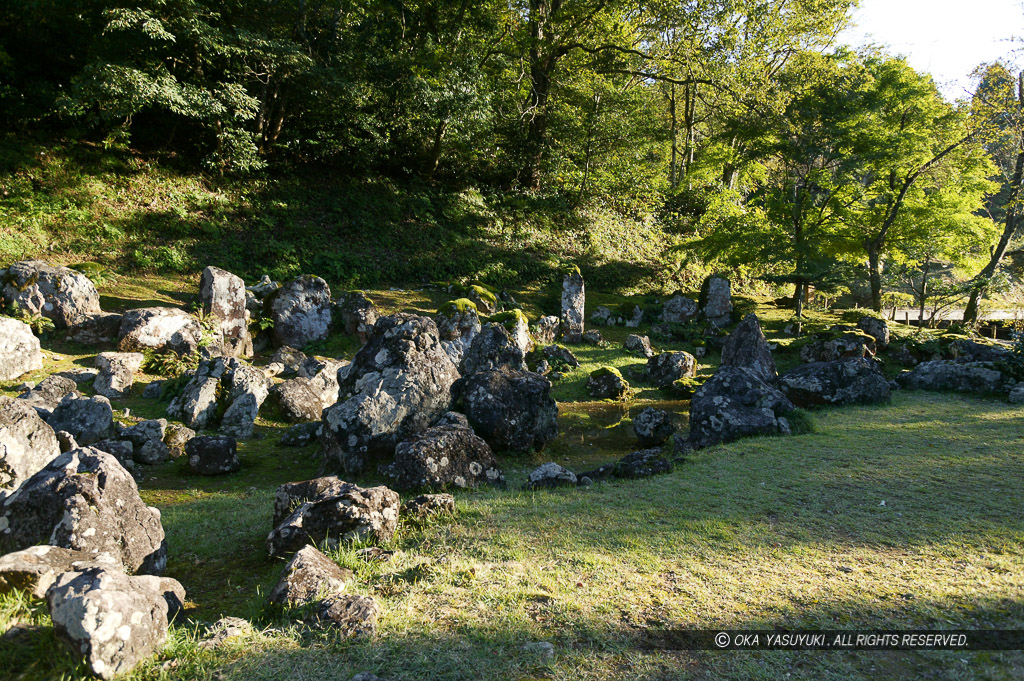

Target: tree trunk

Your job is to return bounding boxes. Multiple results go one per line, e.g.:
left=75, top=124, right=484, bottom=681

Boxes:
left=522, top=0, right=558, bottom=189
left=917, top=256, right=930, bottom=326
left=964, top=73, right=1024, bottom=324
left=669, top=84, right=677, bottom=188
left=867, top=243, right=883, bottom=312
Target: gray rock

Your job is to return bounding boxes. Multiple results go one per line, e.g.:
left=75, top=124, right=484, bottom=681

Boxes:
left=186, top=436, right=239, bottom=475
left=948, top=339, right=1011, bottom=363
left=18, top=374, right=78, bottom=418
left=0, top=396, right=60, bottom=493
left=647, top=352, right=697, bottom=388
left=778, top=359, right=891, bottom=407
left=136, top=439, right=170, bottom=466
left=531, top=316, right=560, bottom=345
left=895, top=360, right=1008, bottom=395
left=57, top=368, right=100, bottom=384
left=46, top=394, right=113, bottom=445
left=633, top=407, right=675, bottom=447
left=0, top=317, right=43, bottom=381
left=0, top=545, right=118, bottom=598
left=382, top=415, right=504, bottom=491
left=266, top=275, right=332, bottom=349
left=219, top=361, right=271, bottom=439
left=586, top=368, right=630, bottom=400
left=247, top=275, right=280, bottom=299
left=582, top=329, right=603, bottom=345
left=459, top=322, right=526, bottom=375
left=661, top=295, right=699, bottom=324
left=800, top=329, right=875, bottom=363
left=47, top=568, right=181, bottom=680
left=118, top=307, right=202, bottom=356
left=272, top=379, right=324, bottom=422
left=1, top=260, right=100, bottom=328
left=272, top=476, right=352, bottom=528
left=268, top=545, right=353, bottom=606
left=1010, top=383, right=1024, bottom=404
left=65, top=312, right=123, bottom=345
left=455, top=369, right=558, bottom=453
left=624, top=305, right=645, bottom=328
left=624, top=334, right=654, bottom=358
left=401, top=493, right=456, bottom=518
left=122, top=419, right=167, bottom=448
left=271, top=346, right=308, bottom=377
left=92, top=439, right=135, bottom=470
left=582, top=448, right=672, bottom=481
left=321, top=314, right=459, bottom=474
left=525, top=462, right=577, bottom=489
left=590, top=306, right=618, bottom=326
left=142, top=381, right=165, bottom=399
left=307, top=594, right=379, bottom=636
left=436, top=300, right=481, bottom=353
left=857, top=316, right=890, bottom=349
left=266, top=481, right=399, bottom=557
left=687, top=366, right=794, bottom=450
left=166, top=358, right=227, bottom=430
left=699, top=276, right=732, bottom=327
left=539, top=343, right=580, bottom=369
left=199, top=617, right=253, bottom=649
left=337, top=291, right=379, bottom=344
left=93, top=352, right=145, bottom=399
left=200, top=265, right=253, bottom=358
left=163, top=423, right=195, bottom=458
left=0, top=447, right=166, bottom=574
left=280, top=422, right=321, bottom=447
left=55, top=430, right=79, bottom=453
left=721, top=314, right=776, bottom=383
left=560, top=269, right=585, bottom=343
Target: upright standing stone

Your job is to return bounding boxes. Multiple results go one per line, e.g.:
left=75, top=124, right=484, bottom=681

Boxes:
left=699, top=276, right=732, bottom=328
left=200, top=266, right=252, bottom=358
left=0, top=317, right=43, bottom=380
left=266, top=275, right=332, bottom=349
left=560, top=268, right=585, bottom=343
left=1, top=261, right=101, bottom=328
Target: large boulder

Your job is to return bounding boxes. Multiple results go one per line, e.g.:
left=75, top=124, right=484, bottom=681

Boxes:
left=272, top=475, right=352, bottom=528
left=321, top=314, right=460, bottom=474
left=661, top=295, right=699, bottom=324
left=454, top=368, right=558, bottom=453
left=66, top=312, right=123, bottom=346
left=857, top=316, right=890, bottom=349
left=459, top=322, right=526, bottom=376
left=199, top=266, right=252, bottom=358
left=560, top=269, right=585, bottom=343
left=895, top=360, right=1008, bottom=395
left=186, top=436, right=239, bottom=475
left=586, top=367, right=630, bottom=400
left=266, top=275, right=332, bottom=349
left=531, top=316, right=560, bottom=345
left=268, top=545, right=353, bottom=606
left=382, top=413, right=504, bottom=491
left=271, top=378, right=325, bottom=422
left=219, top=361, right=271, bottom=438
left=687, top=366, right=795, bottom=450
left=166, top=358, right=228, bottom=430
left=799, top=329, right=875, bottom=363
left=118, top=307, right=202, bottom=356
left=47, top=568, right=181, bottom=680
left=93, top=352, right=145, bottom=399
left=948, top=339, right=1011, bottom=364
left=266, top=482, right=399, bottom=557
left=624, top=334, right=654, bottom=358
left=777, top=359, right=891, bottom=407
left=0, top=447, right=166, bottom=574
left=19, top=374, right=79, bottom=419
left=307, top=594, right=379, bottom=636
left=1, top=260, right=100, bottom=328
left=647, top=351, right=697, bottom=388
left=46, top=394, right=113, bottom=445
left=0, top=317, right=43, bottom=380
left=721, top=314, right=776, bottom=383
left=0, top=395, right=60, bottom=494
left=699, top=276, right=732, bottom=327
left=632, top=407, right=675, bottom=447
left=337, top=291, right=379, bottom=345
left=435, top=299, right=481, bottom=353
left=0, top=545, right=118, bottom=598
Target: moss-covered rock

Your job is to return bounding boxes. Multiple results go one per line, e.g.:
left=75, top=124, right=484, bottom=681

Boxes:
left=586, top=366, right=630, bottom=400
left=438, top=298, right=479, bottom=316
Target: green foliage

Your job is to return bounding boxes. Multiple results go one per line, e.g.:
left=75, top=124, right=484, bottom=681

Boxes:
left=1, top=301, right=55, bottom=336
left=69, top=262, right=114, bottom=286
left=785, top=409, right=817, bottom=435
left=143, top=350, right=198, bottom=378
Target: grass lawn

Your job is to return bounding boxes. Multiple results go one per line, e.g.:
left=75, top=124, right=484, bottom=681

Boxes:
left=1, top=278, right=1022, bottom=680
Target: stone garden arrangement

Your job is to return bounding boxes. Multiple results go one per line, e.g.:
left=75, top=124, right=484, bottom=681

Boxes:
left=1, top=259, right=1021, bottom=679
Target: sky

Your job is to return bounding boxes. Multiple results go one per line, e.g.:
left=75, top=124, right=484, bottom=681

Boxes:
left=839, top=0, right=1024, bottom=100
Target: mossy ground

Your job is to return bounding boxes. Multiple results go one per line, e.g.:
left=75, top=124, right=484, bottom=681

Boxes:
left=1, top=277, right=1023, bottom=681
